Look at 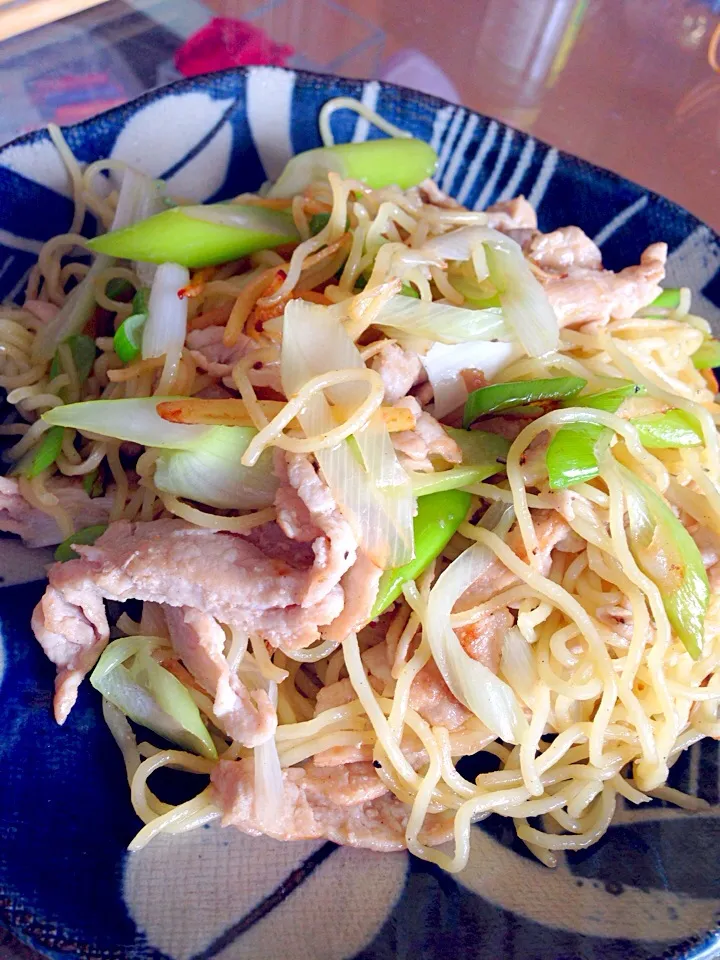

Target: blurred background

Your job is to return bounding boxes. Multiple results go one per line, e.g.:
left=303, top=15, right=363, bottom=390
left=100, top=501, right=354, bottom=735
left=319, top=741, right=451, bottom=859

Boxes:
left=0, top=0, right=718, bottom=227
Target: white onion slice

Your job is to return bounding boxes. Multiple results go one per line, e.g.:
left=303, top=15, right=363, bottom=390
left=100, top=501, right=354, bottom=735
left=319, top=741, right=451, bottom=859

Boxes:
left=423, top=340, right=520, bottom=418
left=375, top=295, right=511, bottom=344
left=499, top=626, right=537, bottom=708
left=43, top=396, right=210, bottom=448
left=426, top=541, right=525, bottom=743
left=155, top=426, right=278, bottom=509
left=253, top=680, right=284, bottom=829
left=282, top=299, right=414, bottom=568
left=423, top=226, right=559, bottom=358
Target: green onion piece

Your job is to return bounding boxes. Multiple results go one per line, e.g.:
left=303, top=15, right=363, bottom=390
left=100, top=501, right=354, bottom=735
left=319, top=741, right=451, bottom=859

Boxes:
left=54, top=524, right=108, bottom=562
left=649, top=288, right=681, bottom=309
left=90, top=637, right=217, bottom=758
left=566, top=383, right=644, bottom=412
left=371, top=489, right=470, bottom=618
left=82, top=468, right=103, bottom=498
left=463, top=376, right=586, bottom=427
left=547, top=422, right=606, bottom=490
left=132, top=286, right=150, bottom=315
left=87, top=205, right=299, bottom=268
left=17, top=426, right=64, bottom=478
left=631, top=409, right=703, bottom=448
left=400, top=283, right=420, bottom=298
left=449, top=273, right=502, bottom=309
left=268, top=138, right=438, bottom=199
left=411, top=464, right=500, bottom=495
left=105, top=277, right=135, bottom=302
left=49, top=334, right=97, bottom=384
left=309, top=212, right=331, bottom=236
left=621, top=464, right=708, bottom=659
left=113, top=313, right=147, bottom=364
left=692, top=339, right=720, bottom=370
left=445, top=425, right=510, bottom=465
left=546, top=383, right=644, bottom=490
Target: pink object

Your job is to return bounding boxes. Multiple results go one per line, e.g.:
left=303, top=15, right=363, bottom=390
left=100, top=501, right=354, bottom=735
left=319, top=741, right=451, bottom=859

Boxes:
left=174, top=18, right=294, bottom=78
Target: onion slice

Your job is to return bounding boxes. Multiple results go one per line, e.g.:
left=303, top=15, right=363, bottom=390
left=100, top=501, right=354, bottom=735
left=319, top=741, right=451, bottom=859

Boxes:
left=282, top=299, right=414, bottom=568
left=425, top=540, right=525, bottom=743
left=423, top=226, right=559, bottom=358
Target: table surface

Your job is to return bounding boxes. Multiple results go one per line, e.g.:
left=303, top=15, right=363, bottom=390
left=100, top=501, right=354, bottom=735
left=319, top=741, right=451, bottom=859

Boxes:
left=1, top=0, right=719, bottom=957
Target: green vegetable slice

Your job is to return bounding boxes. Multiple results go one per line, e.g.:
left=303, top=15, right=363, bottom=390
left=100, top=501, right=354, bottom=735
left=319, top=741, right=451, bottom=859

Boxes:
left=90, top=636, right=217, bottom=758
left=132, top=286, right=150, bottom=315
left=54, top=524, right=108, bottom=562
left=16, top=426, right=64, bottom=478
left=113, top=313, right=147, bottom=363
left=463, top=376, right=586, bottom=427
left=49, top=334, right=97, bottom=384
left=649, top=288, right=681, bottom=309
left=268, top=138, right=438, bottom=198
left=621, top=465, right=708, bottom=659
left=371, top=489, right=471, bottom=618
left=632, top=409, right=703, bottom=448
left=87, top=205, right=299, bottom=268
left=546, top=383, right=646, bottom=490
left=692, top=339, right=720, bottom=370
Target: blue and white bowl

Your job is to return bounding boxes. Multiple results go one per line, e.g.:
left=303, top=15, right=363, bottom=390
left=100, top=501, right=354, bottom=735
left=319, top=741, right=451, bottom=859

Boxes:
left=1, top=66, right=719, bottom=960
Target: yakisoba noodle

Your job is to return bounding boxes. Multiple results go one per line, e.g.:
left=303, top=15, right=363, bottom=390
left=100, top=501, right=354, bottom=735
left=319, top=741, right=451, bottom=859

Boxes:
left=2, top=99, right=720, bottom=870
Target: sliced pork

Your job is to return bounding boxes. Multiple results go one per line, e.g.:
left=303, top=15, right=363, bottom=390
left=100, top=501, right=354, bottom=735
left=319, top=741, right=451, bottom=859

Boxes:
left=212, top=757, right=453, bottom=851
left=485, top=196, right=538, bottom=231
left=164, top=606, right=276, bottom=747
left=187, top=325, right=252, bottom=379
left=543, top=242, right=667, bottom=327
left=274, top=452, right=357, bottom=607
left=0, top=475, right=112, bottom=548
left=391, top=396, right=462, bottom=472
left=528, top=226, right=602, bottom=273
left=32, top=518, right=345, bottom=723
left=370, top=342, right=424, bottom=404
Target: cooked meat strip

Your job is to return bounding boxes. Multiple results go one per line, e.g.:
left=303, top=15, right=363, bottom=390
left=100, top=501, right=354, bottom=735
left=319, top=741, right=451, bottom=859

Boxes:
left=391, top=396, right=462, bottom=472
left=485, top=196, right=538, bottom=231
left=0, top=475, right=112, bottom=548
left=212, top=757, right=453, bottom=851
left=543, top=242, right=667, bottom=327
left=32, top=519, right=345, bottom=723
left=370, top=342, right=424, bottom=404
left=528, top=226, right=602, bottom=273
left=164, top=606, right=276, bottom=747
left=274, top=452, right=357, bottom=607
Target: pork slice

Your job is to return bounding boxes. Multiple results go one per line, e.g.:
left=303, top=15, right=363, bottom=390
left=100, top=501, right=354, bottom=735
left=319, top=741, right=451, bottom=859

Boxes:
left=275, top=452, right=357, bottom=607
left=391, top=396, right=462, bottom=472
left=212, top=757, right=453, bottom=851
left=528, top=226, right=602, bottom=273
left=187, top=325, right=253, bottom=378
left=24, top=300, right=59, bottom=324
left=371, top=342, right=424, bottom=404
left=315, top=677, right=356, bottom=714
left=409, top=660, right=472, bottom=730
left=164, top=606, right=276, bottom=747
left=0, top=475, right=112, bottom=548
left=418, top=179, right=463, bottom=210
left=543, top=242, right=667, bottom=327
left=324, top=552, right=383, bottom=643
left=459, top=510, right=572, bottom=609
left=32, top=518, right=345, bottom=723
left=485, top=196, right=538, bottom=231
left=455, top=607, right=512, bottom=674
